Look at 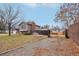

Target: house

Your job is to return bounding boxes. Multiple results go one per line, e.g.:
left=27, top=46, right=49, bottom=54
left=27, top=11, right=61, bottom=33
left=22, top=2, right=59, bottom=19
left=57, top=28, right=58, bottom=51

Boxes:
left=19, top=21, right=41, bottom=34
left=19, top=21, right=51, bottom=36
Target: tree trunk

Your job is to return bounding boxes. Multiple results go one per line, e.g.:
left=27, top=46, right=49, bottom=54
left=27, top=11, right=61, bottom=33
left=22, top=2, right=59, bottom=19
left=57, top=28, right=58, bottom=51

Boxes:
left=8, top=23, right=11, bottom=36
left=65, top=29, right=69, bottom=38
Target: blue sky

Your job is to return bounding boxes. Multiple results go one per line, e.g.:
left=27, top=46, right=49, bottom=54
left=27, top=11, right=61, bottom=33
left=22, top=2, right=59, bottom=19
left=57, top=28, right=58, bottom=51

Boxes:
left=20, top=4, right=61, bottom=26
left=0, top=3, right=63, bottom=28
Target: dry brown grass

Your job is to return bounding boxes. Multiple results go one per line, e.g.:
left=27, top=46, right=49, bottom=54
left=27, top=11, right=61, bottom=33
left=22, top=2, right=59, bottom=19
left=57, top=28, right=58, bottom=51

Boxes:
left=50, top=37, right=79, bottom=56
left=51, top=32, right=64, bottom=35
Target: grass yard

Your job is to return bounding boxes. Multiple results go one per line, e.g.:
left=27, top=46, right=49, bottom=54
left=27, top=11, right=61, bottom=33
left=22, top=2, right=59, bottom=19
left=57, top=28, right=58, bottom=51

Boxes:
left=0, top=34, right=46, bottom=53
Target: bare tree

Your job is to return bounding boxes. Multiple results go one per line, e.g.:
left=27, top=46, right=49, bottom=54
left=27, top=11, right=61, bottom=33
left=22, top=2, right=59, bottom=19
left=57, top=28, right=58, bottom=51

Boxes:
left=43, top=24, right=50, bottom=29
left=0, top=4, right=20, bottom=36
left=0, top=9, right=6, bottom=32
left=52, top=26, right=60, bottom=32
left=0, top=19, right=6, bottom=32
left=55, top=3, right=79, bottom=28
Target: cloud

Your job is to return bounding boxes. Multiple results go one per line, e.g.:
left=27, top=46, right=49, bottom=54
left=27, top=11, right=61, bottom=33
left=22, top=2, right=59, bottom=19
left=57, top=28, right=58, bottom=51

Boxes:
left=41, top=3, right=58, bottom=8
left=23, top=3, right=60, bottom=8
left=25, top=3, right=38, bottom=8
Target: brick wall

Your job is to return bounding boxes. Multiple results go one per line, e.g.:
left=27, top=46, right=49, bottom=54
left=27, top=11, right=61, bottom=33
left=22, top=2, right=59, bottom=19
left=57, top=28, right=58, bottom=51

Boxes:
left=31, top=23, right=36, bottom=30
left=68, top=22, right=79, bottom=45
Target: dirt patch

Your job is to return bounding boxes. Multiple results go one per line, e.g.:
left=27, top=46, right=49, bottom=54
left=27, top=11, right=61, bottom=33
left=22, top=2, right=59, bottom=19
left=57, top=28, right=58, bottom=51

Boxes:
left=32, top=48, right=49, bottom=56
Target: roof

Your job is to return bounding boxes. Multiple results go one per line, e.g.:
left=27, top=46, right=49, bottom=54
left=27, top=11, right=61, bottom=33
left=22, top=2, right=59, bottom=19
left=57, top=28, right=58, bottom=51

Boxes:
left=35, top=29, right=49, bottom=30
left=19, top=21, right=41, bottom=27
left=19, top=21, right=35, bottom=26
left=19, top=21, right=26, bottom=26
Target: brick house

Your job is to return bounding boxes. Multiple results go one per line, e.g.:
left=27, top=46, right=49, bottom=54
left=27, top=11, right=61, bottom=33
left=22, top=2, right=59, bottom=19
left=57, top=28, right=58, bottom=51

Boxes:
left=19, top=21, right=41, bottom=34
left=19, top=21, right=50, bottom=36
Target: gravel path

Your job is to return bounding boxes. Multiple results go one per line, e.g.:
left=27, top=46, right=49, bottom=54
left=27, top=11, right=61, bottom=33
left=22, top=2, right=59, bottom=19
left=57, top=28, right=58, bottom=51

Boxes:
left=0, top=38, right=58, bottom=56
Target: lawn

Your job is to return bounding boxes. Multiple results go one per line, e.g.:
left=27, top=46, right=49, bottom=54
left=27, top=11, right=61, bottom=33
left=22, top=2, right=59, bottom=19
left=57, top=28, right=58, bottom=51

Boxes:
left=0, top=34, right=46, bottom=53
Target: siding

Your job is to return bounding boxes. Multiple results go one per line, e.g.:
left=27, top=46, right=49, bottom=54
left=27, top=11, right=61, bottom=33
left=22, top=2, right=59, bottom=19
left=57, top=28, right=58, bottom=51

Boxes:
left=19, top=23, right=29, bottom=31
